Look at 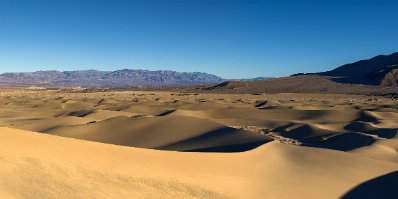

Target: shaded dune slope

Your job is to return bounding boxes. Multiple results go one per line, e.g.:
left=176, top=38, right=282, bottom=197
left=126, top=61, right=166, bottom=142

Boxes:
left=0, top=91, right=397, bottom=160
left=1, top=127, right=398, bottom=199
left=43, top=114, right=272, bottom=152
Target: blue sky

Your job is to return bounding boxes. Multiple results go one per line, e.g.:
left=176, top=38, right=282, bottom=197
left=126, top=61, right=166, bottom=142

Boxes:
left=0, top=0, right=397, bottom=78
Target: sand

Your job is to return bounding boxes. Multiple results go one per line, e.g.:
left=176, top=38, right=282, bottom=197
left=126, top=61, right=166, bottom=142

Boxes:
left=0, top=89, right=397, bottom=198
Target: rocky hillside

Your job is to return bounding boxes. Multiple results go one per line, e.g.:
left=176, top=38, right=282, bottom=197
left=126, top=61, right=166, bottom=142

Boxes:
left=0, top=69, right=224, bottom=88
left=381, top=69, right=398, bottom=87
left=293, top=52, right=398, bottom=86
left=367, top=65, right=398, bottom=87
left=190, top=52, right=398, bottom=95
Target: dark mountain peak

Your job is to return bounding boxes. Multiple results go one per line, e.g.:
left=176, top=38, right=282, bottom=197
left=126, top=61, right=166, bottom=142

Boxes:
left=322, top=52, right=398, bottom=77
left=292, top=52, right=398, bottom=87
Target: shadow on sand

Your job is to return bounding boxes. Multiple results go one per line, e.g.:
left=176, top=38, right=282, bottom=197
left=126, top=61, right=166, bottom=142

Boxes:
left=341, top=171, right=398, bottom=199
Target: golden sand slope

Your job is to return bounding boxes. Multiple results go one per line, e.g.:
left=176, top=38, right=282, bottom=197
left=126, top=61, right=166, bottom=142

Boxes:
left=1, top=127, right=397, bottom=199
left=0, top=90, right=398, bottom=198
left=0, top=90, right=397, bottom=157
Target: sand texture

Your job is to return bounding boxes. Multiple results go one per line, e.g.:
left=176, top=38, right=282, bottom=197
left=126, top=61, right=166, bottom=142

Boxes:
left=0, top=89, right=398, bottom=198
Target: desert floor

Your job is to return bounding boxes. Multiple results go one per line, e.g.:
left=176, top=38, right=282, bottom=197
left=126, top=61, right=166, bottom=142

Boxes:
left=0, top=89, right=398, bottom=198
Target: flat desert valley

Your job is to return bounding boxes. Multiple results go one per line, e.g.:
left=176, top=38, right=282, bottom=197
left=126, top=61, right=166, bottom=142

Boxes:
left=1, top=89, right=398, bottom=199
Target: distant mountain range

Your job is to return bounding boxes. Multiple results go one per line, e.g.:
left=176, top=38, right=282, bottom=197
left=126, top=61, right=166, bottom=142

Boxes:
left=195, top=52, right=398, bottom=94
left=292, top=52, right=398, bottom=87
left=1, top=52, right=398, bottom=93
left=228, top=77, right=273, bottom=81
left=0, top=69, right=224, bottom=88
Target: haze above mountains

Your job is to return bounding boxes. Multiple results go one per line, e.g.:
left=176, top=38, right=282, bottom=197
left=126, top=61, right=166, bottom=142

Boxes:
left=1, top=52, right=398, bottom=94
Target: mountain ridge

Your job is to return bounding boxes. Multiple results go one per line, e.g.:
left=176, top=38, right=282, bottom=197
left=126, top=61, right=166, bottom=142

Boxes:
left=0, top=69, right=224, bottom=88
left=292, top=52, right=398, bottom=86
left=192, top=52, right=398, bottom=94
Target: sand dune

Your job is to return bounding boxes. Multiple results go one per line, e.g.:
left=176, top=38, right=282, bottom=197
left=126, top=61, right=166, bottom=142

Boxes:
left=42, top=114, right=272, bottom=151
left=0, top=90, right=397, bottom=155
left=1, top=127, right=398, bottom=199
left=0, top=89, right=398, bottom=198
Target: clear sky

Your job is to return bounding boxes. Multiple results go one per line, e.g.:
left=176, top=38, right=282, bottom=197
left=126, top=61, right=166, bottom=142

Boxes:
left=0, top=0, right=397, bottom=78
